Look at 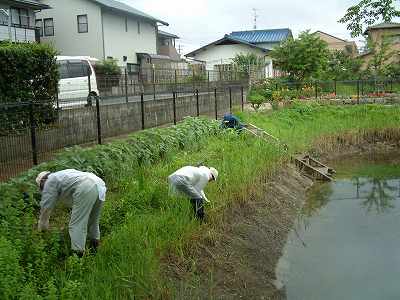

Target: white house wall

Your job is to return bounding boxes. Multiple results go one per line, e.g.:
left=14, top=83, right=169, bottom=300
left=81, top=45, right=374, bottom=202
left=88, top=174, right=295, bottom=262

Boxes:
left=257, top=42, right=279, bottom=50
left=37, top=0, right=103, bottom=59
left=191, top=44, right=267, bottom=70
left=102, top=10, right=157, bottom=65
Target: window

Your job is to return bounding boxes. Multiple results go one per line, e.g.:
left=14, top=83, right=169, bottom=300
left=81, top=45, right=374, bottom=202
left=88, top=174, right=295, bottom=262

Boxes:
left=68, top=60, right=91, bottom=78
left=127, top=63, right=139, bottom=74
left=44, top=18, right=54, bottom=36
left=0, top=10, right=8, bottom=25
left=19, top=8, right=28, bottom=27
left=10, top=8, right=30, bottom=27
left=125, top=17, right=128, bottom=32
left=35, top=19, right=43, bottom=37
left=137, top=21, right=140, bottom=34
left=57, top=61, right=69, bottom=79
left=77, top=14, right=88, bottom=33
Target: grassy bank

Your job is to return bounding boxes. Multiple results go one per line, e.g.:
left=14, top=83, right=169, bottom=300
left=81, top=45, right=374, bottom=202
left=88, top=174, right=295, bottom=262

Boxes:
left=1, top=103, right=399, bottom=299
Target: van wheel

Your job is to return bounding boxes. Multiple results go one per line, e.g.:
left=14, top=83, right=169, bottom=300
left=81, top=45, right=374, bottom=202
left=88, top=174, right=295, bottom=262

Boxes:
left=86, top=93, right=98, bottom=107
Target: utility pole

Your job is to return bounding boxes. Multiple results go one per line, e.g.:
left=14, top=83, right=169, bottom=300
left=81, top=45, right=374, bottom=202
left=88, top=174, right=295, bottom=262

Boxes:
left=252, top=8, right=258, bottom=30
left=177, top=44, right=183, bottom=54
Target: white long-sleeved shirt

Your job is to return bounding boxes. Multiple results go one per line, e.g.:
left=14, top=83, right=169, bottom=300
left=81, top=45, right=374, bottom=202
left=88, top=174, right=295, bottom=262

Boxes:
left=171, top=166, right=212, bottom=202
left=38, top=169, right=106, bottom=230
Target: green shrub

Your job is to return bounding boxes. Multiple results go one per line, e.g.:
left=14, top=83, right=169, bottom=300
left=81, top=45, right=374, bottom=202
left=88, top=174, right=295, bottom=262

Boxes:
left=93, top=59, right=121, bottom=76
left=247, top=89, right=265, bottom=111
left=0, top=42, right=59, bottom=135
left=0, top=42, right=58, bottom=104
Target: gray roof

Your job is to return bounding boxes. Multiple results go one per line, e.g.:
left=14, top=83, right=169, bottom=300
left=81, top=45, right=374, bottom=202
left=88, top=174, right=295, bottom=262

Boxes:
left=364, top=22, right=400, bottom=34
left=91, top=0, right=168, bottom=25
left=11, top=0, right=50, bottom=9
left=158, top=30, right=179, bottom=39
left=230, top=28, right=292, bottom=44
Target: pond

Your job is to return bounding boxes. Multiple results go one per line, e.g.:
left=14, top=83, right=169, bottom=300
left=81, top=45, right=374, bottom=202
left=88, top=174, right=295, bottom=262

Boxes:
left=275, top=153, right=400, bottom=300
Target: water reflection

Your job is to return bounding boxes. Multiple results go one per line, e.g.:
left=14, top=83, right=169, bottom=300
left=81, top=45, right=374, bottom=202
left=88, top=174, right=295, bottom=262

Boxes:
left=276, top=175, right=400, bottom=300
left=353, top=177, right=399, bottom=213
left=302, top=177, right=400, bottom=217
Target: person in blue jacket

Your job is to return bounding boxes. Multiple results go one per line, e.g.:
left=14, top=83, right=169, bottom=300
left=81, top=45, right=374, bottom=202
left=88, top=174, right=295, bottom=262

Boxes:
left=221, top=113, right=244, bottom=131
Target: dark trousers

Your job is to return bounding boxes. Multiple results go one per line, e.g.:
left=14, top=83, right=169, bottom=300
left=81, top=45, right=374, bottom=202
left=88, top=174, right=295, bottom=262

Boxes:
left=190, top=198, right=204, bottom=220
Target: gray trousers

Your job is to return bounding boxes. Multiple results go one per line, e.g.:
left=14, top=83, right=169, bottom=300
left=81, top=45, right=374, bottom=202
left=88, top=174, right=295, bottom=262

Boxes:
left=168, top=175, right=204, bottom=220
left=69, top=178, right=104, bottom=252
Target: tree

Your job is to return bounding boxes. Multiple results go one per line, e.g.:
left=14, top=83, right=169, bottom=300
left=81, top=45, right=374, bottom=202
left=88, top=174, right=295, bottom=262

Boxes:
left=324, top=50, right=362, bottom=80
left=365, top=36, right=396, bottom=77
left=232, top=53, right=265, bottom=76
left=339, top=0, right=400, bottom=37
left=270, top=31, right=330, bottom=82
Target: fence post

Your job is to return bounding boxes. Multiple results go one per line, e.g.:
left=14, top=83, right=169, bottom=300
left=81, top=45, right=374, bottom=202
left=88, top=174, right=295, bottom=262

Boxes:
left=229, top=86, right=232, bottom=113
left=357, top=80, right=360, bottom=104
left=55, top=92, right=60, bottom=110
left=196, top=89, right=200, bottom=117
left=192, top=68, right=195, bottom=92
left=314, top=80, right=318, bottom=99
left=174, top=69, right=178, bottom=93
left=214, top=87, right=218, bottom=120
left=334, top=79, right=337, bottom=96
left=152, top=65, right=156, bottom=101
left=241, top=86, right=244, bottom=112
left=29, top=102, right=38, bottom=165
left=141, top=93, right=145, bottom=130
left=125, top=68, right=128, bottom=103
left=95, top=96, right=102, bottom=144
left=390, top=79, right=393, bottom=92
left=361, top=79, right=364, bottom=96
left=173, top=91, right=177, bottom=125
left=87, top=69, right=92, bottom=106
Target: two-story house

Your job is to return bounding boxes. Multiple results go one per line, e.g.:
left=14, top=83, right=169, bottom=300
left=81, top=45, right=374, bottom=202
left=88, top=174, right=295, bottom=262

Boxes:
left=314, top=31, right=358, bottom=56
left=36, top=0, right=170, bottom=68
left=185, top=28, right=293, bottom=78
left=0, top=0, right=49, bottom=43
left=360, top=22, right=400, bottom=69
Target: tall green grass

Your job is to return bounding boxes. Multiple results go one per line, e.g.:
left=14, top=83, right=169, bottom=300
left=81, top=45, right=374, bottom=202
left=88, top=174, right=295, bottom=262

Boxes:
left=1, top=103, right=399, bottom=299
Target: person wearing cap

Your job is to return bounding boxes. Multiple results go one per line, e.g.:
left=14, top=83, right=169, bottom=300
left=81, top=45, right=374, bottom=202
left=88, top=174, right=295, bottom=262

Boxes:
left=35, top=169, right=107, bottom=255
left=168, top=166, right=218, bottom=220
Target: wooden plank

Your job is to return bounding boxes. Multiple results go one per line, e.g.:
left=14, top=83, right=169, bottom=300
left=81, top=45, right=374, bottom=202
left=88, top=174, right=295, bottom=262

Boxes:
left=294, top=157, right=333, bottom=181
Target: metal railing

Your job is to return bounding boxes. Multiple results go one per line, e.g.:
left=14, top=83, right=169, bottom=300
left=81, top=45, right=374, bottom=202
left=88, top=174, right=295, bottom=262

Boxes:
left=0, top=82, right=248, bottom=181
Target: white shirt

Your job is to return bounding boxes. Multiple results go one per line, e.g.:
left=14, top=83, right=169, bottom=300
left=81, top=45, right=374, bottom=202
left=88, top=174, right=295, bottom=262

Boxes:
left=171, top=166, right=212, bottom=202
left=38, top=169, right=106, bottom=230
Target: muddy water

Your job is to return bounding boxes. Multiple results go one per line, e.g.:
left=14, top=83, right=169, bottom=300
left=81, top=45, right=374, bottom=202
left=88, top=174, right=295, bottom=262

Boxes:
left=276, top=156, right=400, bottom=300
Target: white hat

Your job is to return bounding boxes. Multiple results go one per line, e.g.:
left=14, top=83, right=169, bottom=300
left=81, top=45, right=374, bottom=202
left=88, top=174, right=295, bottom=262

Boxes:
left=35, top=171, right=51, bottom=187
left=209, top=167, right=218, bottom=181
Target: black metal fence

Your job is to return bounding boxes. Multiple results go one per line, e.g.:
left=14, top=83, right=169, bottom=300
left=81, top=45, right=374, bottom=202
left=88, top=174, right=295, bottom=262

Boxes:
left=268, top=78, right=400, bottom=103
left=0, top=82, right=247, bottom=181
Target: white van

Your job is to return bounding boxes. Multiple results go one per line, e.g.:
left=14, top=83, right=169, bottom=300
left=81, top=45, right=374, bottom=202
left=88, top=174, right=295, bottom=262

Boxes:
left=56, top=56, right=100, bottom=106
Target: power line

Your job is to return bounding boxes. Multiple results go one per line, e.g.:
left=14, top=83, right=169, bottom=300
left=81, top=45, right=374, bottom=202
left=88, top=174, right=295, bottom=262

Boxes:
left=252, top=8, right=258, bottom=30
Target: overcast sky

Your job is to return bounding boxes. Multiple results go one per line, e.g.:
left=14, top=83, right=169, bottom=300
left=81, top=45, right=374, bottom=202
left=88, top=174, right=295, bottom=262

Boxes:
left=123, top=0, right=365, bottom=54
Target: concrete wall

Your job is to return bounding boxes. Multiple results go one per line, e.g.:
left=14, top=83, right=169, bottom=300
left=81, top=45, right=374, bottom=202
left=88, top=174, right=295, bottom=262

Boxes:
left=37, top=0, right=104, bottom=59
left=102, top=10, right=157, bottom=65
left=190, top=44, right=268, bottom=71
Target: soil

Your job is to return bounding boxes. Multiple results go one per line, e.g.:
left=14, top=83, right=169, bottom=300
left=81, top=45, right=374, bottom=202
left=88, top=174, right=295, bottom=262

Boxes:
left=164, top=165, right=313, bottom=299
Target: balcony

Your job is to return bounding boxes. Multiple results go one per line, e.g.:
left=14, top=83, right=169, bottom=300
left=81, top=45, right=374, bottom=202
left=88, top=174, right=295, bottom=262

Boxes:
left=0, top=12, right=38, bottom=43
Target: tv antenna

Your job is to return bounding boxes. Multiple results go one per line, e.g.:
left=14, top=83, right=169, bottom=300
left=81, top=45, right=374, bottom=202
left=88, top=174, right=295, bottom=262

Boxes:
left=252, top=8, right=258, bottom=30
